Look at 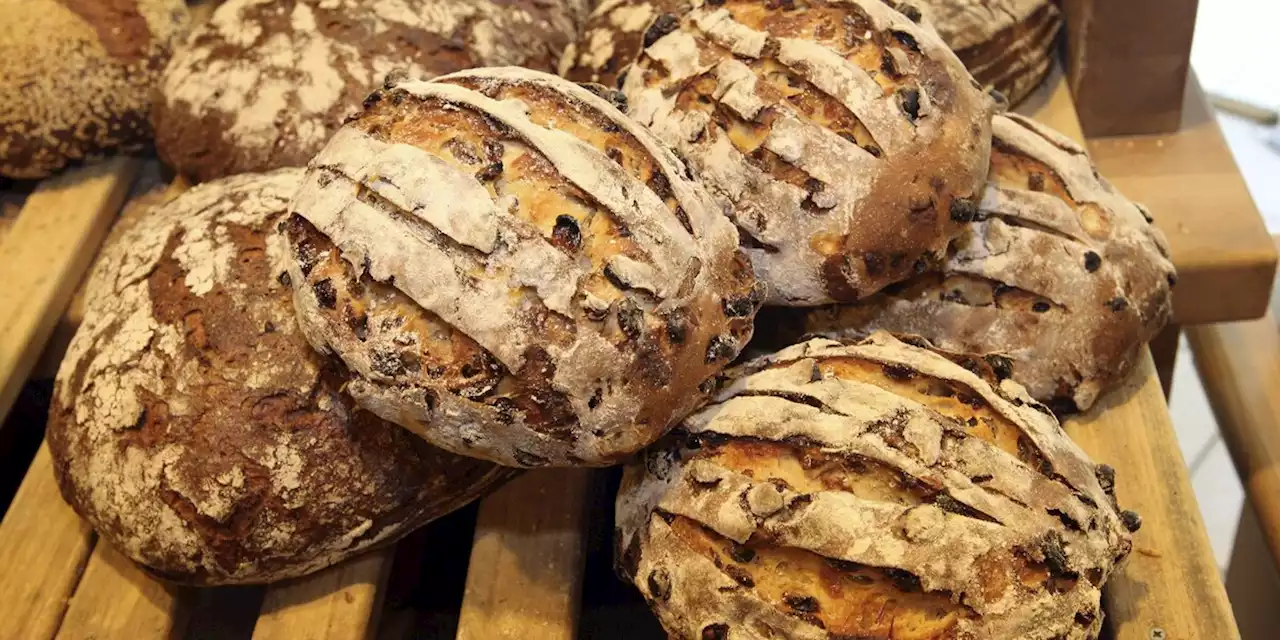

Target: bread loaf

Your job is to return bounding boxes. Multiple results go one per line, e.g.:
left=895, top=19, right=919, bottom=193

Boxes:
left=781, top=114, right=1174, bottom=412
left=616, top=333, right=1136, bottom=639
left=153, top=0, right=578, bottom=182
left=48, top=170, right=514, bottom=585
left=0, top=0, right=189, bottom=179
left=283, top=67, right=759, bottom=468
left=918, top=0, right=1061, bottom=106
left=620, top=0, right=995, bottom=305
left=560, top=0, right=689, bottom=87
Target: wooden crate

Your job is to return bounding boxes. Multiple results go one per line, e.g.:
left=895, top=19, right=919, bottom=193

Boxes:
left=0, top=72, right=1244, bottom=640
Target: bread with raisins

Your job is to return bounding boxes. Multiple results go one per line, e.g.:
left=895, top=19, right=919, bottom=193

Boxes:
left=616, top=333, right=1136, bottom=639
left=283, top=67, right=760, bottom=468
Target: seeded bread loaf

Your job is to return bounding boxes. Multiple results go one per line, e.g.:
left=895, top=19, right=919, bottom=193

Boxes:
left=918, top=0, right=1061, bottom=106
left=616, top=333, right=1137, bottom=639
left=47, top=170, right=514, bottom=585
left=779, top=114, right=1174, bottom=412
left=0, top=0, right=189, bottom=179
left=620, top=0, right=995, bottom=305
left=283, top=68, right=760, bottom=468
left=153, top=0, right=578, bottom=182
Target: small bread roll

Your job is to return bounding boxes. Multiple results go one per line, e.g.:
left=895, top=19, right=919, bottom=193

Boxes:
left=0, top=0, right=189, bottom=178
left=617, top=333, right=1136, bottom=639
left=777, top=114, right=1174, bottom=412
left=48, top=170, right=514, bottom=585
left=283, top=68, right=760, bottom=467
left=620, top=0, right=996, bottom=305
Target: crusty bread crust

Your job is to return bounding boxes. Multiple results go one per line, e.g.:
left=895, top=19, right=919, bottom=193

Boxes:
left=620, top=0, right=995, bottom=305
left=48, top=170, right=514, bottom=585
left=284, top=68, right=759, bottom=467
left=617, top=333, right=1134, bottom=639
left=784, top=114, right=1175, bottom=412
left=153, top=0, right=577, bottom=182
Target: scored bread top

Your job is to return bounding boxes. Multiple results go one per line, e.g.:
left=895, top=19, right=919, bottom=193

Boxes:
left=789, top=114, right=1174, bottom=412
left=48, top=170, right=513, bottom=584
left=917, top=0, right=1051, bottom=51
left=918, top=0, right=1061, bottom=105
left=284, top=67, right=759, bottom=468
left=0, top=0, right=189, bottom=179
left=153, top=0, right=577, bottom=182
left=617, top=333, right=1134, bottom=639
left=621, top=0, right=995, bottom=306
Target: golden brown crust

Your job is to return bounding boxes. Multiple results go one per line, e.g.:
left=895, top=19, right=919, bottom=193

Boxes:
left=0, top=0, right=189, bottom=178
left=778, top=114, right=1175, bottom=412
left=47, top=170, right=515, bottom=585
left=284, top=68, right=759, bottom=467
left=616, top=334, right=1134, bottom=639
left=621, top=0, right=995, bottom=305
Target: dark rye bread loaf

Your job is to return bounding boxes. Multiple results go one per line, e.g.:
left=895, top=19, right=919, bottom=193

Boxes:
left=283, top=68, right=760, bottom=468
left=48, top=170, right=514, bottom=585
left=620, top=0, right=996, bottom=306
left=0, top=0, right=189, bottom=179
left=616, top=334, right=1137, bottom=639
left=776, top=114, right=1174, bottom=412
left=919, top=0, right=1062, bottom=106
left=153, top=0, right=578, bottom=182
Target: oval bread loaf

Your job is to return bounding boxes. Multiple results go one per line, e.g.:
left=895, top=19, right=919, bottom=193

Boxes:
left=153, top=0, right=578, bottom=182
left=620, top=0, right=996, bottom=305
left=283, top=67, right=760, bottom=468
left=617, top=333, right=1136, bottom=639
left=780, top=113, right=1174, bottom=412
left=48, top=170, right=514, bottom=585
left=0, top=0, right=189, bottom=179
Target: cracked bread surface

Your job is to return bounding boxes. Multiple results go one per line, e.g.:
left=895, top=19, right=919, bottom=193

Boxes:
left=780, top=114, right=1174, bottom=412
left=283, top=67, right=759, bottom=468
left=48, top=169, right=515, bottom=585
left=616, top=333, right=1134, bottom=639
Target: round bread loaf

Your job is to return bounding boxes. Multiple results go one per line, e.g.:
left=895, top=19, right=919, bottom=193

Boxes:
left=778, top=114, right=1175, bottom=412
left=559, top=0, right=689, bottom=87
left=283, top=67, right=760, bottom=468
left=153, top=0, right=578, bottom=183
left=0, top=0, right=189, bottom=179
left=918, top=0, right=1061, bottom=106
left=619, top=0, right=996, bottom=305
left=616, top=333, right=1136, bottom=639
left=47, top=170, right=514, bottom=585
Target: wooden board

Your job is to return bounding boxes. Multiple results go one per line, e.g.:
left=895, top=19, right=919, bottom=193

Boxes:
left=456, top=469, right=592, bottom=640
left=1061, top=0, right=1199, bottom=136
left=0, top=444, right=95, bottom=640
left=1067, top=352, right=1240, bottom=639
left=0, top=158, right=140, bottom=425
left=56, top=543, right=191, bottom=640
left=252, top=549, right=394, bottom=640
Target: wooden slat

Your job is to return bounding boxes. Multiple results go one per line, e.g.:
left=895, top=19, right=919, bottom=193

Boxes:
left=1067, top=352, right=1240, bottom=639
left=56, top=543, right=190, bottom=640
left=252, top=548, right=394, bottom=640
left=0, top=158, right=139, bottom=424
left=456, top=469, right=592, bottom=640
left=0, top=444, right=95, bottom=640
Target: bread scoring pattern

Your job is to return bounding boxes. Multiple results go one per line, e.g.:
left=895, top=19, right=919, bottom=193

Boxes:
left=617, top=333, right=1135, bottom=639
left=284, top=67, right=759, bottom=467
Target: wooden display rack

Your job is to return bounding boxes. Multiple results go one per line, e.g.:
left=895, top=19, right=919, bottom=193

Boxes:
left=0, top=59, right=1264, bottom=640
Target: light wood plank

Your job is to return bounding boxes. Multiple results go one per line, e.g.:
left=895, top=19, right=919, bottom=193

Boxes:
left=0, top=158, right=140, bottom=424
left=56, top=543, right=190, bottom=640
left=251, top=548, right=394, bottom=640
left=1067, top=353, right=1240, bottom=639
left=0, top=444, right=95, bottom=640
left=456, top=469, right=592, bottom=640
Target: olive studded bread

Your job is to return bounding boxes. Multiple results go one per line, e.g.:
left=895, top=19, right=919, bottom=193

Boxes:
left=283, top=67, right=760, bottom=468
left=621, top=0, right=996, bottom=305
left=784, top=114, right=1174, bottom=412
left=617, top=333, right=1137, bottom=639
left=153, top=0, right=578, bottom=182
left=0, top=0, right=189, bottom=179
left=48, top=170, right=515, bottom=585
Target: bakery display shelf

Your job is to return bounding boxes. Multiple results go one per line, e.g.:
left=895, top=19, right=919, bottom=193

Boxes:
left=0, top=69, right=1247, bottom=640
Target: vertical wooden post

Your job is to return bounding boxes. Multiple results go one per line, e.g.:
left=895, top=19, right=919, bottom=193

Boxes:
left=1062, top=0, right=1199, bottom=136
